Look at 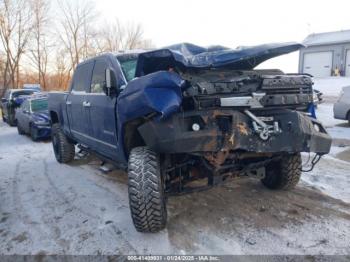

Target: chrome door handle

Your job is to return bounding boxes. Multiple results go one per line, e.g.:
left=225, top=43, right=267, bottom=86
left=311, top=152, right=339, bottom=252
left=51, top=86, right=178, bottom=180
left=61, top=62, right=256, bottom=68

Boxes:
left=83, top=101, right=91, bottom=107
left=66, top=101, right=72, bottom=105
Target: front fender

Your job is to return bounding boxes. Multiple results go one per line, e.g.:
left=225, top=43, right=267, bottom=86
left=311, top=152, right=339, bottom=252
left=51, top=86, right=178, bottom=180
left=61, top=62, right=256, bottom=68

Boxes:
left=116, top=71, right=185, bottom=161
left=117, top=71, right=185, bottom=121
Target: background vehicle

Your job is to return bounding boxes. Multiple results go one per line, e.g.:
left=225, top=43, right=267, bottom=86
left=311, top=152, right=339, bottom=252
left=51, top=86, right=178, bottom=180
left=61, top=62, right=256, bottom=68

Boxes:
left=1, top=89, right=39, bottom=126
left=16, top=96, right=51, bottom=141
left=49, top=43, right=331, bottom=233
left=334, top=86, right=350, bottom=125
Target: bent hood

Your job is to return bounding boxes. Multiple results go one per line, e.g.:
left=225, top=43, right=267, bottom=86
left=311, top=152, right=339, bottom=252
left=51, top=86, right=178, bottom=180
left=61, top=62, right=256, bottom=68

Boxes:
left=135, top=42, right=303, bottom=76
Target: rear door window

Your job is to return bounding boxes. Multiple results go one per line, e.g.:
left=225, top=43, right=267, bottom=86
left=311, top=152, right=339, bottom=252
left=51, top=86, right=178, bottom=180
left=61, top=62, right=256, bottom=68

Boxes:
left=71, top=62, right=94, bottom=92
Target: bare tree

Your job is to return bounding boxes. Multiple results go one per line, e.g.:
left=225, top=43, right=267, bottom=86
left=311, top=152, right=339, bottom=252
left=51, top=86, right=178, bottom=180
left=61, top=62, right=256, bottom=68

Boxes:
left=28, top=0, right=50, bottom=90
left=124, top=22, right=143, bottom=49
left=98, top=19, right=154, bottom=52
left=52, top=48, right=70, bottom=90
left=0, top=0, right=34, bottom=96
left=0, top=0, right=154, bottom=94
left=57, top=0, right=96, bottom=74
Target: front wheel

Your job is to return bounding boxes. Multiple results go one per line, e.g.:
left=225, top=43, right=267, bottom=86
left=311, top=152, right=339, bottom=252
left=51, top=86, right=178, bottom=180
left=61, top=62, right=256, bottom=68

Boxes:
left=30, top=124, right=38, bottom=141
left=128, top=147, right=167, bottom=233
left=261, top=153, right=302, bottom=190
left=51, top=123, right=75, bottom=163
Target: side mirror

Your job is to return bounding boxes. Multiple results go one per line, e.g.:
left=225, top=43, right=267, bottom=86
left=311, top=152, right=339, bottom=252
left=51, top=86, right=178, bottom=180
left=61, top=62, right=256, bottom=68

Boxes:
left=104, top=68, right=118, bottom=96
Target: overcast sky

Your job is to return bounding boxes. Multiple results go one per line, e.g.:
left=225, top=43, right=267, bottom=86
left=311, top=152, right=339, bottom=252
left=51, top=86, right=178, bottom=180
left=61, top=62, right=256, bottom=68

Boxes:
left=95, top=0, right=350, bottom=72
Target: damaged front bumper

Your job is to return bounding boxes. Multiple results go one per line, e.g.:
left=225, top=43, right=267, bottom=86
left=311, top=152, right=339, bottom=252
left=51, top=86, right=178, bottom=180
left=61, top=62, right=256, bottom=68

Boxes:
left=138, top=109, right=332, bottom=155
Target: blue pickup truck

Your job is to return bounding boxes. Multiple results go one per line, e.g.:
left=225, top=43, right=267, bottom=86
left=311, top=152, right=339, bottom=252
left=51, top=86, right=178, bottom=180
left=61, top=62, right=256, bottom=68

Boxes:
left=49, top=43, right=332, bottom=232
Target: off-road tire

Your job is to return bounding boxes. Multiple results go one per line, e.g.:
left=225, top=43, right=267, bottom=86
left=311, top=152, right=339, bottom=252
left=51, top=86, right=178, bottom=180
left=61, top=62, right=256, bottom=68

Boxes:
left=52, top=123, right=75, bottom=163
left=261, top=153, right=302, bottom=190
left=17, top=123, right=25, bottom=135
left=128, top=147, right=167, bottom=233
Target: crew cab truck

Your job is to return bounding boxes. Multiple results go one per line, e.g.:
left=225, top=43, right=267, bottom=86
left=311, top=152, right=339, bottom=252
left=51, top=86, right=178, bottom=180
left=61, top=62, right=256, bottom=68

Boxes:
left=49, top=43, right=332, bottom=233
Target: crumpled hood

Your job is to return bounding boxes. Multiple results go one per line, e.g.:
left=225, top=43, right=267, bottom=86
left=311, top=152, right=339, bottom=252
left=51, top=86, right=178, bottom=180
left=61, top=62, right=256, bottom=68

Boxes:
left=135, top=42, right=303, bottom=76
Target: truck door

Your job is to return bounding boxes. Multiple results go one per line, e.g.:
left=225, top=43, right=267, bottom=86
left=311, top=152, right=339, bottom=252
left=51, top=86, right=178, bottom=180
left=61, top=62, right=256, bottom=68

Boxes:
left=86, top=58, right=118, bottom=159
left=66, top=61, right=94, bottom=145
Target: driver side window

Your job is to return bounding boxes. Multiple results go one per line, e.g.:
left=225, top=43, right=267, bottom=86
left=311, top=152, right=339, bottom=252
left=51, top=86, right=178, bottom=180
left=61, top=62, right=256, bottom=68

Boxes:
left=91, top=59, right=108, bottom=93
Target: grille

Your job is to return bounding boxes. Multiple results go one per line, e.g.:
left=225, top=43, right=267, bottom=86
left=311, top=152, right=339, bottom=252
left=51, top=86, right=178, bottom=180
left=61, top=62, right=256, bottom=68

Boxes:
left=261, top=76, right=313, bottom=95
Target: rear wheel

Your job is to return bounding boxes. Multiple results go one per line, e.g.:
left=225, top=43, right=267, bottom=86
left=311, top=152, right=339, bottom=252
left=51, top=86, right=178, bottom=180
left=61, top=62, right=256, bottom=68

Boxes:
left=128, top=146, right=167, bottom=233
left=261, top=153, right=302, bottom=190
left=347, top=111, right=350, bottom=126
left=51, top=123, right=75, bottom=163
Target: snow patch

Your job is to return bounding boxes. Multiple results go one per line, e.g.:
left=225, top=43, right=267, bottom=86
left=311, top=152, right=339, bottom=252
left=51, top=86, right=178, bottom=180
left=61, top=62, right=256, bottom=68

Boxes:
left=313, top=77, right=350, bottom=97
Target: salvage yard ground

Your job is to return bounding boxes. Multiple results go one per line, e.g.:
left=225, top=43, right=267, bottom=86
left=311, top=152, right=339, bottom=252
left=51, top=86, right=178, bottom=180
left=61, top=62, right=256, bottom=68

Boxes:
left=0, top=78, right=349, bottom=255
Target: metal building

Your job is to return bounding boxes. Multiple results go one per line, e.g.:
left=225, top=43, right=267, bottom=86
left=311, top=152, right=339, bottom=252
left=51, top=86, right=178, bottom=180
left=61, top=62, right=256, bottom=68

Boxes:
left=299, top=30, right=350, bottom=77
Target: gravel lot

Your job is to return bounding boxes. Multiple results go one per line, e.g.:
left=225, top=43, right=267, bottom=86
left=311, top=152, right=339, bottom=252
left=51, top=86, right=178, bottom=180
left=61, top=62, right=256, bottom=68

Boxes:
left=0, top=78, right=350, bottom=256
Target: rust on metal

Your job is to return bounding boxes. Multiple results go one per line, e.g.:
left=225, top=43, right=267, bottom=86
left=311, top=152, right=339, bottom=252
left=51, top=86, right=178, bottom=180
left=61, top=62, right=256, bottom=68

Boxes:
left=204, top=150, right=229, bottom=167
left=236, top=122, right=249, bottom=136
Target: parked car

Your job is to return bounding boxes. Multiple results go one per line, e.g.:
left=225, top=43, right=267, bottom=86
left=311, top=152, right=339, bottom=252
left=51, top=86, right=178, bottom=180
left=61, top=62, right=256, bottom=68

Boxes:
left=16, top=96, right=51, bottom=140
left=49, top=43, right=331, bottom=233
left=334, top=86, right=350, bottom=125
left=1, top=89, right=39, bottom=126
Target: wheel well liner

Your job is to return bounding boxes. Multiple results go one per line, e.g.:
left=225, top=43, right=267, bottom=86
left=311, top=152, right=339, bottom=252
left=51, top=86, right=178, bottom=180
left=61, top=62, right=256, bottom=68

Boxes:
left=50, top=111, right=59, bottom=124
left=123, top=118, right=146, bottom=156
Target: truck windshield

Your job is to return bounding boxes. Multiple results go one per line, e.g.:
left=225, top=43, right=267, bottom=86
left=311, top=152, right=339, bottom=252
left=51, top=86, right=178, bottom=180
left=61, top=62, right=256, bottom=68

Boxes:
left=31, top=99, right=48, bottom=112
left=119, top=59, right=137, bottom=82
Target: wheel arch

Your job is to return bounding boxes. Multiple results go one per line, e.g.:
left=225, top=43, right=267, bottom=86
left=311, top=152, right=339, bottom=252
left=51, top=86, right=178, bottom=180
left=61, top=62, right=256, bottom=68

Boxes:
left=50, top=110, right=59, bottom=124
left=122, top=118, right=147, bottom=157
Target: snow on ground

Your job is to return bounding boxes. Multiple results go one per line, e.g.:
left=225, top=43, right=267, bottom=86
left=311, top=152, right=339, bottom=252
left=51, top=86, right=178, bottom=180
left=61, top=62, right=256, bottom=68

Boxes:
left=313, top=77, right=350, bottom=97
left=0, top=78, right=349, bottom=255
left=315, top=102, right=350, bottom=140
left=0, top=122, right=349, bottom=255
left=315, top=103, right=344, bottom=128
left=299, top=77, right=350, bottom=204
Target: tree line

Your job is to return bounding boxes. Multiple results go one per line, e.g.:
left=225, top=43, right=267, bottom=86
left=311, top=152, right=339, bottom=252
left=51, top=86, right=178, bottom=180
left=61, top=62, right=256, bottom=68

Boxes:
left=0, top=0, right=153, bottom=96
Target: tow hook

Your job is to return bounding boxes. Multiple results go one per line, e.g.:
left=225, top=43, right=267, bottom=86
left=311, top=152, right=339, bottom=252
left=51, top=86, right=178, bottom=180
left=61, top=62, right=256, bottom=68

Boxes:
left=244, top=110, right=281, bottom=141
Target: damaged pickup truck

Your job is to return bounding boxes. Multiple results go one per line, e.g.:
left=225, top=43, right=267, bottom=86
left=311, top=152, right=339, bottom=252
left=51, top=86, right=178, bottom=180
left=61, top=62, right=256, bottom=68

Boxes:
left=48, top=42, right=332, bottom=233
